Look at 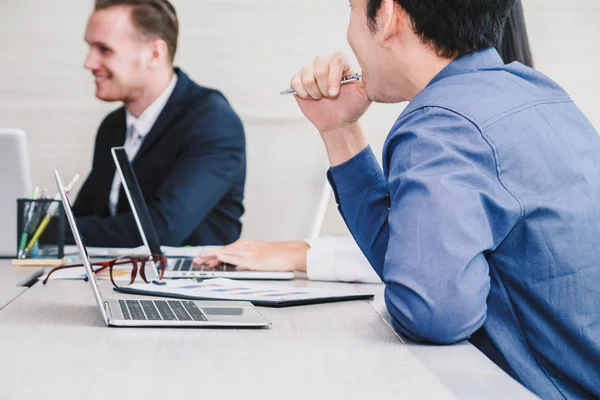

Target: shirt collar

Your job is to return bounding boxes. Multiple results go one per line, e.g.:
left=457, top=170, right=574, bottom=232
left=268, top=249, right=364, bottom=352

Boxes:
left=427, top=47, right=505, bottom=88
left=125, top=72, right=178, bottom=138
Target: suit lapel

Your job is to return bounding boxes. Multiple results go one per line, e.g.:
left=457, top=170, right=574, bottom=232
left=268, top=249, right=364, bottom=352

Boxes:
left=133, top=68, right=189, bottom=164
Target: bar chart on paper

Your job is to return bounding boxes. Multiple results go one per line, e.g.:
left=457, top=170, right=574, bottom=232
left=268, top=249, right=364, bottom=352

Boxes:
left=115, top=278, right=375, bottom=307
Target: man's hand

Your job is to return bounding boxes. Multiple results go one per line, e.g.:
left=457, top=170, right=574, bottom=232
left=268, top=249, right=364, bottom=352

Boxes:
left=291, top=52, right=371, bottom=133
left=290, top=53, right=371, bottom=166
left=193, top=240, right=310, bottom=273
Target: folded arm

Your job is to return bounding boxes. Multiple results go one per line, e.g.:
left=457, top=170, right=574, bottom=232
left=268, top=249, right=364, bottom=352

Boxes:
left=328, top=108, right=519, bottom=344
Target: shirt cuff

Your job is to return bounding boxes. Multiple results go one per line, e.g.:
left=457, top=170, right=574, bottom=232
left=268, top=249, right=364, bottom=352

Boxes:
left=327, top=146, right=383, bottom=201
left=305, top=236, right=382, bottom=283
left=306, top=240, right=338, bottom=282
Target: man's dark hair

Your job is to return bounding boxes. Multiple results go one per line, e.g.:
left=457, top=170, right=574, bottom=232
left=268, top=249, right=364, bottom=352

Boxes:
left=497, top=0, right=534, bottom=68
left=367, top=0, right=515, bottom=58
left=95, top=0, right=179, bottom=63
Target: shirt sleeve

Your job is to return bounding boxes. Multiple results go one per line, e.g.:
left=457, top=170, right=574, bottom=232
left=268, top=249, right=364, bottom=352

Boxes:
left=305, top=236, right=382, bottom=283
left=327, top=107, right=520, bottom=344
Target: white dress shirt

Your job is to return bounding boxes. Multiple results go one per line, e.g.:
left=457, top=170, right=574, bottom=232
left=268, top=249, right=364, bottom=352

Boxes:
left=109, top=73, right=178, bottom=216
left=305, top=236, right=382, bottom=283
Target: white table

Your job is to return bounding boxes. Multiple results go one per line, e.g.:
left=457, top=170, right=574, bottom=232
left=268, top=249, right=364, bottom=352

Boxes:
left=0, top=263, right=43, bottom=310
left=0, top=261, right=538, bottom=399
left=353, top=283, right=538, bottom=400
left=0, top=279, right=461, bottom=400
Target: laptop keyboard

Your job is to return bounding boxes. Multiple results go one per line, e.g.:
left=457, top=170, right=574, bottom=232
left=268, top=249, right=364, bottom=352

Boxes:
left=170, top=258, right=237, bottom=272
left=119, top=299, right=207, bottom=322
left=171, top=259, right=193, bottom=271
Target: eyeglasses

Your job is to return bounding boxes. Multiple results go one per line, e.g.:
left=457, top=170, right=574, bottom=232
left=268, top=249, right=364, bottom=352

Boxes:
left=42, top=254, right=167, bottom=288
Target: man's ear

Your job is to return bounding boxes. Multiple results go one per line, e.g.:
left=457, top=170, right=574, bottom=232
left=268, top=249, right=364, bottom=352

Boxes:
left=147, top=38, right=170, bottom=67
left=378, top=0, right=403, bottom=48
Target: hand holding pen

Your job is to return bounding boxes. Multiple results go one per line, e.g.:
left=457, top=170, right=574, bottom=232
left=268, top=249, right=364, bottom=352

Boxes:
left=280, top=53, right=372, bottom=167
left=280, top=53, right=371, bottom=132
left=280, top=72, right=362, bottom=96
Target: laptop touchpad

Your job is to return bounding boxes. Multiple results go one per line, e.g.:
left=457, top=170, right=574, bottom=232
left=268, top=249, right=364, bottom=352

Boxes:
left=201, top=307, right=244, bottom=316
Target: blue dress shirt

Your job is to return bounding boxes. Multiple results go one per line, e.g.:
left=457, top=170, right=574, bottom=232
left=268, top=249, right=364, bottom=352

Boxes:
left=328, top=48, right=600, bottom=399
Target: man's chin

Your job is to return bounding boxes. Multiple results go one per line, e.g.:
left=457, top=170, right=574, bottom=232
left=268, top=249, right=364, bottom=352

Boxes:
left=368, top=88, right=406, bottom=104
left=95, top=91, right=122, bottom=102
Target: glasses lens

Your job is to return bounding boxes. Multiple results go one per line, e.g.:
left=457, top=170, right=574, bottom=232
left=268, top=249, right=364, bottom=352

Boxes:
left=92, top=258, right=137, bottom=288
left=112, top=264, right=137, bottom=288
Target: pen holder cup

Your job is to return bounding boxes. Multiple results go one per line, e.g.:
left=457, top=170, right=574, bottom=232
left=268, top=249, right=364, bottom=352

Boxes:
left=16, top=199, right=65, bottom=259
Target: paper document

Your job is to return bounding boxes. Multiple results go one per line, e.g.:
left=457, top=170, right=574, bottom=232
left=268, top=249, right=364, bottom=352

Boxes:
left=115, top=278, right=374, bottom=307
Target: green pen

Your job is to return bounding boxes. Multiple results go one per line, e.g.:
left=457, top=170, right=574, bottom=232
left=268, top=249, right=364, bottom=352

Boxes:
left=17, top=187, right=41, bottom=258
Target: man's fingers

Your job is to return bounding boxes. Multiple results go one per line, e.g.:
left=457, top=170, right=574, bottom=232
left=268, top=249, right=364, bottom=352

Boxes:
left=289, top=53, right=355, bottom=100
left=196, top=240, right=246, bottom=259
left=196, top=250, right=216, bottom=259
left=333, top=52, right=353, bottom=74
left=314, top=56, right=331, bottom=97
left=203, top=258, right=223, bottom=269
left=290, top=74, right=309, bottom=99
left=216, top=253, right=252, bottom=268
left=328, top=56, right=344, bottom=97
left=300, top=65, right=322, bottom=100
left=193, top=254, right=215, bottom=264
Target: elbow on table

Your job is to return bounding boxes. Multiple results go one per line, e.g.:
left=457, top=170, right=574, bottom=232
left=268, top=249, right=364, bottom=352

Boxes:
left=384, top=282, right=486, bottom=345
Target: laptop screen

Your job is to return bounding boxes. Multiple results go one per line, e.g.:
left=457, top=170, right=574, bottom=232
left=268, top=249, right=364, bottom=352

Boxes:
left=54, top=168, right=108, bottom=324
left=111, top=147, right=163, bottom=256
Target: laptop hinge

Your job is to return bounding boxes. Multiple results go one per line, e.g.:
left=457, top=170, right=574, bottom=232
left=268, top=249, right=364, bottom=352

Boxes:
left=103, top=301, right=113, bottom=319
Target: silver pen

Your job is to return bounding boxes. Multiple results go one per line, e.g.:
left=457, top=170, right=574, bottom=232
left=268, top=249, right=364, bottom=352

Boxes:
left=280, top=72, right=363, bottom=95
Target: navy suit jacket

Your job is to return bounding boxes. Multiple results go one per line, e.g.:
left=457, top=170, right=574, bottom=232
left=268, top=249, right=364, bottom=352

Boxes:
left=70, top=68, right=246, bottom=247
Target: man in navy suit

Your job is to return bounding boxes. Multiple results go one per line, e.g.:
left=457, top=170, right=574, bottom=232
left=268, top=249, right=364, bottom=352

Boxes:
left=71, top=0, right=245, bottom=247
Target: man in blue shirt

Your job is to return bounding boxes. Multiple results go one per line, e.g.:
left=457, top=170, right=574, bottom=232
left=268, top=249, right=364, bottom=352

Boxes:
left=288, top=0, right=599, bottom=398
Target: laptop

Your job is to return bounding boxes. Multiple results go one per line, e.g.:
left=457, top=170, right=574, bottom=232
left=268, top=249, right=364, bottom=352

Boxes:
left=0, top=129, right=32, bottom=257
left=54, top=168, right=271, bottom=328
left=111, top=146, right=294, bottom=280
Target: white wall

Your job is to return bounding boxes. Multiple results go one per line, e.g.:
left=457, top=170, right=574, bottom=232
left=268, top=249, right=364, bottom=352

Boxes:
left=0, top=0, right=598, bottom=241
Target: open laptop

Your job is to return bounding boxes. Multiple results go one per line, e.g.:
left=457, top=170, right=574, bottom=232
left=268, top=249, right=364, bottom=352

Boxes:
left=0, top=129, right=32, bottom=257
left=111, top=146, right=294, bottom=280
left=54, top=168, right=271, bottom=328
